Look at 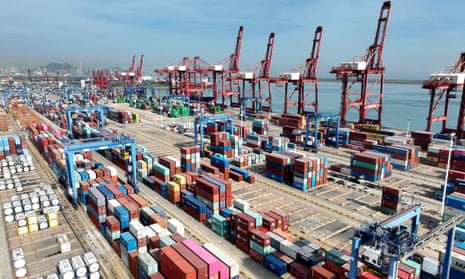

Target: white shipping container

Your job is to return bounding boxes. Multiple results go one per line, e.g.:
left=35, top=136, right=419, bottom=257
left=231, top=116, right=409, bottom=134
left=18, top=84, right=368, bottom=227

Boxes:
left=138, top=252, right=158, bottom=276
left=233, top=199, right=249, bottom=212
left=451, top=250, right=465, bottom=273
left=422, top=256, right=439, bottom=275
left=57, top=234, right=71, bottom=253
left=129, top=220, right=147, bottom=239
left=279, top=240, right=299, bottom=259
left=167, top=218, right=185, bottom=236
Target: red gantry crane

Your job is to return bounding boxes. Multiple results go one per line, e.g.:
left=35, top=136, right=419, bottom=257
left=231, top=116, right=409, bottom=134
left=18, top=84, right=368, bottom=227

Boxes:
left=423, top=53, right=465, bottom=139
left=330, top=1, right=391, bottom=125
left=272, top=26, right=323, bottom=114
left=235, top=32, right=275, bottom=112
left=208, top=26, right=244, bottom=107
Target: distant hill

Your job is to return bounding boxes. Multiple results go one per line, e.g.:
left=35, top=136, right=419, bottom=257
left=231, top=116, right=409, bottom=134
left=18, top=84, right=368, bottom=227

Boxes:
left=34, top=62, right=77, bottom=74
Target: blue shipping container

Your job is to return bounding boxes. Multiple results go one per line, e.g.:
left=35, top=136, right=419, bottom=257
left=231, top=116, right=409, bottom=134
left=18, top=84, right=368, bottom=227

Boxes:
left=446, top=195, right=465, bottom=210
left=120, top=232, right=137, bottom=251
left=265, top=255, right=287, bottom=276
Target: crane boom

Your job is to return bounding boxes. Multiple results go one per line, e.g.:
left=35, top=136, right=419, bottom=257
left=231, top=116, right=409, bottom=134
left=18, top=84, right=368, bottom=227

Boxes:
left=229, top=26, right=244, bottom=72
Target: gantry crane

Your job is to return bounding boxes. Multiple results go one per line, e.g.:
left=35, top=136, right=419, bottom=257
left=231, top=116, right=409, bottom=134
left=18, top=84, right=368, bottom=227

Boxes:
left=209, top=26, right=244, bottom=107
left=349, top=205, right=462, bottom=279
left=330, top=1, right=391, bottom=126
left=194, top=112, right=235, bottom=157
left=423, top=53, right=465, bottom=139
left=235, top=32, right=275, bottom=112
left=272, top=26, right=323, bottom=114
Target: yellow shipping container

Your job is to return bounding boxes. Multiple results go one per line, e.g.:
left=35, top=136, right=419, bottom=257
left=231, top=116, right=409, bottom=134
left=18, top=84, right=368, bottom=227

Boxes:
left=173, top=174, right=186, bottom=185
left=17, top=226, right=28, bottom=236
left=28, top=223, right=39, bottom=233
left=138, top=160, right=147, bottom=171
left=27, top=216, right=38, bottom=225
left=46, top=211, right=58, bottom=220
left=48, top=219, right=59, bottom=228
left=168, top=181, right=180, bottom=192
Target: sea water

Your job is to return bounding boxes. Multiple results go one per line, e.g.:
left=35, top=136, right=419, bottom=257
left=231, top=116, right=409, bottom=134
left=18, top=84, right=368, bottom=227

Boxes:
left=151, top=80, right=462, bottom=133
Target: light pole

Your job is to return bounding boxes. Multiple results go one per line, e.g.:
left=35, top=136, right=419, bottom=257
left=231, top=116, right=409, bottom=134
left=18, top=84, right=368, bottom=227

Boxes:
left=406, top=119, right=411, bottom=138
left=440, top=132, right=455, bottom=218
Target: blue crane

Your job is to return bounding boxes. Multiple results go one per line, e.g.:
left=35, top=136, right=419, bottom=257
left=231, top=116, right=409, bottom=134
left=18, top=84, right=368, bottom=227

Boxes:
left=61, top=132, right=138, bottom=207
left=304, top=112, right=340, bottom=151
left=349, top=205, right=463, bottom=279
left=65, top=106, right=106, bottom=136
left=1, top=86, right=30, bottom=112
left=61, top=85, right=81, bottom=103
left=194, top=113, right=234, bottom=157
left=240, top=97, right=263, bottom=118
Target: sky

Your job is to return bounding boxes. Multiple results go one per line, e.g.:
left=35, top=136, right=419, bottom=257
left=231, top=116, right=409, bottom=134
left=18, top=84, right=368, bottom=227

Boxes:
left=1, top=0, right=465, bottom=80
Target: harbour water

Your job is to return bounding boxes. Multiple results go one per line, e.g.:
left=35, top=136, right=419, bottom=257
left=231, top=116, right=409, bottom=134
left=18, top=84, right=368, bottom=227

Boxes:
left=152, top=80, right=462, bottom=133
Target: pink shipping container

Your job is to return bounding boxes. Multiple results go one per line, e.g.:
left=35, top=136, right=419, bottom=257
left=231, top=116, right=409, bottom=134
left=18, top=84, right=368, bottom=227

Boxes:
left=182, top=239, right=229, bottom=279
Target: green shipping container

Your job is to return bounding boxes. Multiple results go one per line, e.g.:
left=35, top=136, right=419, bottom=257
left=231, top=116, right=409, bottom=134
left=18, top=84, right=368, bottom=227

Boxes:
left=325, top=248, right=351, bottom=267
left=353, top=160, right=378, bottom=171
left=249, top=240, right=275, bottom=256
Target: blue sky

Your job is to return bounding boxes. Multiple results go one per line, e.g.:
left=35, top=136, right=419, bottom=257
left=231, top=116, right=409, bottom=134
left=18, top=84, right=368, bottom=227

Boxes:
left=1, top=0, right=465, bottom=79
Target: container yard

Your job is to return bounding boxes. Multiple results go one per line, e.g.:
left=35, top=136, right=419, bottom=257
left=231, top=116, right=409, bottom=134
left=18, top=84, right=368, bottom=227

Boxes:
left=3, top=1, right=465, bottom=279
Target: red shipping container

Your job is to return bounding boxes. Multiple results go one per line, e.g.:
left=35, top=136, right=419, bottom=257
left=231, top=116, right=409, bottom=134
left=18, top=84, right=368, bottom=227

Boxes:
left=249, top=229, right=271, bottom=247
left=311, top=264, right=336, bottom=279
left=290, top=261, right=312, bottom=279
left=113, top=239, right=121, bottom=257
left=149, top=235, right=160, bottom=249
left=105, top=216, right=120, bottom=232
left=128, top=251, right=139, bottom=279
left=160, top=246, right=196, bottom=279
left=358, top=271, right=381, bottom=279
left=149, top=214, right=166, bottom=228
left=249, top=248, right=265, bottom=264
left=149, top=273, right=166, bottom=279
left=171, top=243, right=209, bottom=279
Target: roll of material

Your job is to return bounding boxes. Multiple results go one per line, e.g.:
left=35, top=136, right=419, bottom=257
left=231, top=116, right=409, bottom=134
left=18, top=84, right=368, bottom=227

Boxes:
left=83, top=252, right=100, bottom=273
left=71, top=255, right=88, bottom=277
left=15, top=267, right=27, bottom=278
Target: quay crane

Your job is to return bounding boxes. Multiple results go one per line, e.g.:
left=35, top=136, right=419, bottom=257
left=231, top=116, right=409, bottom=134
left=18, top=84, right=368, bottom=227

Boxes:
left=234, top=32, right=275, bottom=112
left=272, top=26, right=323, bottom=114
left=209, top=26, right=244, bottom=108
left=349, top=205, right=462, bottom=279
left=330, top=1, right=391, bottom=126
left=423, top=52, right=465, bottom=139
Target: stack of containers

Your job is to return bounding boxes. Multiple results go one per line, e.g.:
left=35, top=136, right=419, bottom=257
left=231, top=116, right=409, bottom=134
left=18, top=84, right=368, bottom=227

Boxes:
left=397, top=262, right=416, bottom=279
left=203, top=243, right=240, bottom=279
left=114, top=203, right=130, bottom=231
left=335, top=128, right=351, bottom=145
left=105, top=215, right=120, bottom=242
left=182, top=194, right=208, bottom=222
left=180, top=146, right=201, bottom=172
left=138, top=252, right=158, bottom=279
left=262, top=209, right=289, bottom=233
left=171, top=242, right=208, bottom=279
left=373, top=144, right=420, bottom=170
left=270, top=136, right=289, bottom=152
left=323, top=248, right=350, bottom=278
left=167, top=181, right=181, bottom=204
left=211, top=214, right=230, bottom=237
left=265, top=153, right=292, bottom=183
left=120, top=232, right=138, bottom=268
left=159, top=246, right=196, bottom=279
left=129, top=220, right=148, bottom=253
left=230, top=135, right=242, bottom=158
left=195, top=176, right=223, bottom=215
left=181, top=239, right=229, bottom=279
left=351, top=151, right=392, bottom=182
left=232, top=212, right=256, bottom=253
left=210, top=132, right=233, bottom=159
left=252, top=118, right=269, bottom=136
left=245, top=134, right=265, bottom=148
left=11, top=247, right=27, bottom=278
left=210, top=154, right=230, bottom=181
left=450, top=149, right=465, bottom=184
left=87, top=187, right=106, bottom=230
left=401, top=259, right=421, bottom=279
left=278, top=113, right=305, bottom=144
left=349, top=131, right=369, bottom=147
left=381, top=185, right=402, bottom=214
left=158, top=156, right=180, bottom=178
left=292, top=154, right=328, bottom=191
left=137, top=159, right=148, bottom=179
left=248, top=228, right=274, bottom=264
